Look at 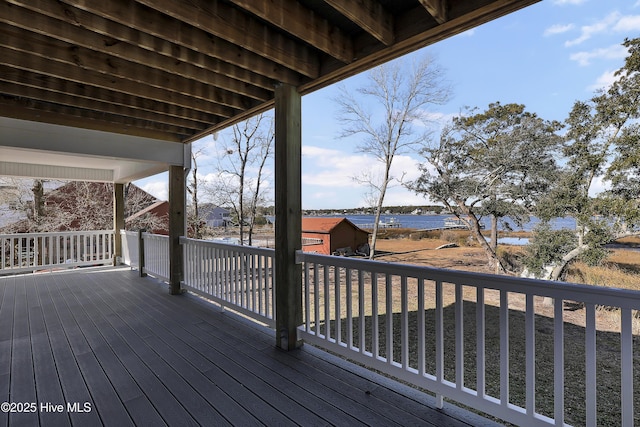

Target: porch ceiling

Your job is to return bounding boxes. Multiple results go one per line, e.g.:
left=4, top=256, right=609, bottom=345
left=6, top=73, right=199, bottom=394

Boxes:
left=0, top=116, right=190, bottom=183
left=1, top=0, right=540, bottom=145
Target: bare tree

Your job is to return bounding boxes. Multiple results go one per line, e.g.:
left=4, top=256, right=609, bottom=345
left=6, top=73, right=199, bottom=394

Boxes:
left=334, top=54, right=451, bottom=258
left=1, top=180, right=164, bottom=233
left=187, top=148, right=205, bottom=239
left=208, top=113, right=274, bottom=245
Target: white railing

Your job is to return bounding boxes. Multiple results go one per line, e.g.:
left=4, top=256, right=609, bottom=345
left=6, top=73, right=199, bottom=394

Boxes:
left=296, top=251, right=640, bottom=427
left=142, top=232, right=169, bottom=281
left=0, top=230, right=114, bottom=274
left=180, top=237, right=275, bottom=327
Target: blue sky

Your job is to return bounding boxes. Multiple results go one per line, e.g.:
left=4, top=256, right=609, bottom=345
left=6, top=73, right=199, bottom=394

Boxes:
left=136, top=0, right=640, bottom=210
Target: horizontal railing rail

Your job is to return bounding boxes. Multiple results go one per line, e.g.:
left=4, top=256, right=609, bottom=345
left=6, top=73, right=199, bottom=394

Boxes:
left=296, top=251, right=640, bottom=427
left=180, top=237, right=275, bottom=327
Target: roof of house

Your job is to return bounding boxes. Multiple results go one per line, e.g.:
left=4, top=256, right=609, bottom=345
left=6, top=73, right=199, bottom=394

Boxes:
left=125, top=200, right=167, bottom=222
left=302, top=217, right=366, bottom=234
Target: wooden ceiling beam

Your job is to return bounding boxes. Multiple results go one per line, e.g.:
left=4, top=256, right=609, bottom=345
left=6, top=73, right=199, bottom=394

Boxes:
left=324, top=0, right=394, bottom=46
left=0, top=47, right=238, bottom=119
left=60, top=0, right=319, bottom=79
left=227, top=0, right=353, bottom=63
left=6, top=0, right=304, bottom=87
left=0, top=26, right=262, bottom=113
left=0, top=95, right=187, bottom=142
left=419, top=0, right=448, bottom=24
left=0, top=2, right=273, bottom=99
left=0, top=80, right=208, bottom=132
left=0, top=65, right=221, bottom=126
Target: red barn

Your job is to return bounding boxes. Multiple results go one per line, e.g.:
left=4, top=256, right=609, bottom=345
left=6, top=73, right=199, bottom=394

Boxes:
left=301, top=217, right=369, bottom=255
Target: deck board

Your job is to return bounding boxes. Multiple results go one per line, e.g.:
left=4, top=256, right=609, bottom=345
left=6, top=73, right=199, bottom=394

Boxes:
left=27, top=276, right=71, bottom=427
left=0, top=267, right=500, bottom=427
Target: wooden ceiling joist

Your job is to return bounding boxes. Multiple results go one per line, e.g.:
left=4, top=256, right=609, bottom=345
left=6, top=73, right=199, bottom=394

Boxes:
left=419, top=0, right=448, bottom=24
left=227, top=0, right=354, bottom=64
left=324, top=0, right=394, bottom=46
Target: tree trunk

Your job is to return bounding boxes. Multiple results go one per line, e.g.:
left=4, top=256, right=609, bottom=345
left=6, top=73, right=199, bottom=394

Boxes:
left=369, top=166, right=390, bottom=260
left=490, top=214, right=498, bottom=252
left=456, top=205, right=505, bottom=274
left=490, top=214, right=500, bottom=274
left=550, top=244, right=589, bottom=281
left=369, top=207, right=382, bottom=259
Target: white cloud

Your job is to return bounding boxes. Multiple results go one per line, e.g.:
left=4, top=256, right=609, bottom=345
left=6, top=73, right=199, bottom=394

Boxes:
left=587, top=70, right=618, bottom=91
left=569, top=44, right=628, bottom=66
left=565, top=11, right=621, bottom=47
left=544, top=23, right=575, bottom=37
left=301, top=146, right=425, bottom=204
left=553, top=0, right=587, bottom=5
left=139, top=180, right=168, bottom=201
left=456, top=29, right=476, bottom=38
left=613, top=15, right=640, bottom=32
left=302, top=146, right=372, bottom=188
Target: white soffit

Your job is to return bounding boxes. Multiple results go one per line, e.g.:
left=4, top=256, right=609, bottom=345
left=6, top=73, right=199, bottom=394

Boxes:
left=0, top=117, right=191, bottom=183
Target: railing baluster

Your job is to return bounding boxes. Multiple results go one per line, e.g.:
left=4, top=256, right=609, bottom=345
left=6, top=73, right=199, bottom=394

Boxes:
left=401, top=275, right=408, bottom=370
left=455, top=283, right=464, bottom=390
left=386, top=273, right=393, bottom=365
left=304, top=261, right=311, bottom=332
left=358, top=269, right=365, bottom=354
left=258, top=254, right=264, bottom=316
left=314, top=261, right=320, bottom=337
left=554, top=298, right=564, bottom=426
left=585, top=303, right=596, bottom=427
left=500, top=290, right=509, bottom=407
left=418, top=278, right=426, bottom=377
left=621, top=308, right=633, bottom=427
left=335, top=265, right=341, bottom=345
left=251, top=253, right=257, bottom=313
left=526, top=293, right=536, bottom=417
left=346, top=268, right=353, bottom=350
left=372, top=272, right=379, bottom=359
left=63, top=235, right=68, bottom=264
left=17, top=236, right=23, bottom=267
left=477, top=287, right=485, bottom=398
left=435, top=279, right=444, bottom=409
left=324, top=264, right=330, bottom=341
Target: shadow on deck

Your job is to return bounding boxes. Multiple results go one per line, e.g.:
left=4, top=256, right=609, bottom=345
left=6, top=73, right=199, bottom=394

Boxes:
left=0, top=267, right=498, bottom=426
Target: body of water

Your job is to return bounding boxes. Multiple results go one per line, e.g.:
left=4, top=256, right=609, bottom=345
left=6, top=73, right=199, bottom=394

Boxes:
left=328, top=214, right=576, bottom=232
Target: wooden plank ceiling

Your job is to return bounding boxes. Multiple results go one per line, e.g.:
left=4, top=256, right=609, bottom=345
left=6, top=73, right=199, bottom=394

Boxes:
left=0, top=0, right=539, bottom=143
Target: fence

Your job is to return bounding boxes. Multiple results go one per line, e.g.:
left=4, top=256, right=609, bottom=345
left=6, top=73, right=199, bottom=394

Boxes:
left=1, top=230, right=114, bottom=274
left=180, top=237, right=275, bottom=327
left=296, top=251, right=640, bottom=427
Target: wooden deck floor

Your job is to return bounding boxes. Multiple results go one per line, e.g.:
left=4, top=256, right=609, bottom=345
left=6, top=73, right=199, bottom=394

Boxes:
left=0, top=267, right=500, bottom=427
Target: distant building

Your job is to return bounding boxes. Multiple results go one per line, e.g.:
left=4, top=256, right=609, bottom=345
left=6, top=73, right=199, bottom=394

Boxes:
left=302, top=217, right=369, bottom=256
left=202, top=205, right=231, bottom=227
